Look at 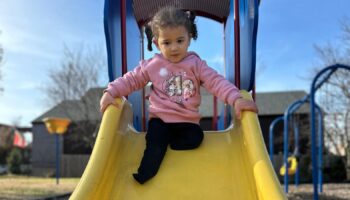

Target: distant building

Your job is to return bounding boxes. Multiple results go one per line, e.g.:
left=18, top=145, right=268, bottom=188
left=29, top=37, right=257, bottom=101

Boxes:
left=31, top=88, right=101, bottom=177
left=0, top=123, right=32, bottom=149
left=31, top=87, right=309, bottom=177
left=255, top=91, right=310, bottom=154
left=0, top=123, right=32, bottom=173
left=0, top=124, right=14, bottom=149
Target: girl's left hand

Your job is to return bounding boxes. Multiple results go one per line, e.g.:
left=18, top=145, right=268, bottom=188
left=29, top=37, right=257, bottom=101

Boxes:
left=233, top=98, right=259, bottom=119
left=100, top=92, right=121, bottom=113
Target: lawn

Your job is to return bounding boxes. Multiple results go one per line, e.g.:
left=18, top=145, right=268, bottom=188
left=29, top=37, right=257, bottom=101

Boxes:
left=0, top=175, right=79, bottom=200
left=1, top=175, right=349, bottom=200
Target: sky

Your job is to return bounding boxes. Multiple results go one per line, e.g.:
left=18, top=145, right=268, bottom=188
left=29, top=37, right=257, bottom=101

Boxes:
left=0, top=0, right=350, bottom=127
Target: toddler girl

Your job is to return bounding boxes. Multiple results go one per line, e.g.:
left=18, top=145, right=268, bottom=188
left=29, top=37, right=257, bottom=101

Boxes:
left=100, top=7, right=258, bottom=184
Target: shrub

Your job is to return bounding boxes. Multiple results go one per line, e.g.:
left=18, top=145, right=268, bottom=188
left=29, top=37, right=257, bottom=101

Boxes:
left=323, top=155, right=346, bottom=182
left=0, top=147, right=10, bottom=165
left=298, top=155, right=312, bottom=183
left=6, top=148, right=23, bottom=174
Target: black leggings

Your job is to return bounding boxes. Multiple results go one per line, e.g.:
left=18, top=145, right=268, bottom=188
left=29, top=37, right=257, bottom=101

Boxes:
left=133, top=118, right=204, bottom=184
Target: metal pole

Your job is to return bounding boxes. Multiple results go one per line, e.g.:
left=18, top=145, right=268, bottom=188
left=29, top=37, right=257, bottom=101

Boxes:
left=55, top=134, right=60, bottom=185
left=293, top=119, right=299, bottom=186
left=234, top=0, right=241, bottom=89
left=269, top=116, right=284, bottom=165
left=315, top=105, right=323, bottom=193
left=283, top=98, right=307, bottom=192
left=283, top=108, right=291, bottom=192
left=310, top=78, right=319, bottom=200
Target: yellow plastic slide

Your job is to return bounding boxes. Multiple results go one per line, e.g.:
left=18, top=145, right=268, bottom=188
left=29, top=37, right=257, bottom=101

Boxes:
left=70, top=91, right=286, bottom=200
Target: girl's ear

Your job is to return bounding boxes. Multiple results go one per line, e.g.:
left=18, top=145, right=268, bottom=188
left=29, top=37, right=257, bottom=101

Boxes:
left=153, top=39, right=160, bottom=50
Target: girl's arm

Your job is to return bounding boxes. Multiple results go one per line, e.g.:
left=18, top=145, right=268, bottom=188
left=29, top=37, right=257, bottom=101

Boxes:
left=199, top=60, right=258, bottom=118
left=199, top=60, right=242, bottom=105
left=104, top=65, right=149, bottom=98
left=100, top=63, right=149, bottom=113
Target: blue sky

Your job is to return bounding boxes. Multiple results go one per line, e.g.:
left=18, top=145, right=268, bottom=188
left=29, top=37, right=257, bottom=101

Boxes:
left=0, top=0, right=349, bottom=127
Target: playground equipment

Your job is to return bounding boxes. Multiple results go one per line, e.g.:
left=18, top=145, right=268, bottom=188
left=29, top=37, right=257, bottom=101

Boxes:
left=279, top=156, right=298, bottom=176
left=43, top=117, right=71, bottom=185
left=70, top=92, right=285, bottom=199
left=270, top=63, right=350, bottom=200
left=269, top=93, right=324, bottom=190
left=70, top=0, right=286, bottom=199
left=104, top=0, right=258, bottom=131
left=279, top=117, right=300, bottom=178
left=309, top=64, right=350, bottom=200
left=283, top=96, right=324, bottom=192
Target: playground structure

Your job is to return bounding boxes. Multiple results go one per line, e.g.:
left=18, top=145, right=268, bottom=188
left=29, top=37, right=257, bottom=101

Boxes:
left=103, top=0, right=258, bottom=131
left=269, top=95, right=323, bottom=187
left=43, top=117, right=71, bottom=185
left=269, top=64, right=350, bottom=200
left=70, top=92, right=286, bottom=199
left=69, top=0, right=287, bottom=199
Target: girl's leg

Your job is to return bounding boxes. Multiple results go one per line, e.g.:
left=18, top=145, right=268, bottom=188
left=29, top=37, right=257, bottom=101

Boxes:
left=133, top=118, right=170, bottom=184
left=169, top=123, right=204, bottom=150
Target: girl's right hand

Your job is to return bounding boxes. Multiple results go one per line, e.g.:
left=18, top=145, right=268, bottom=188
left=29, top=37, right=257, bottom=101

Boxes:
left=100, top=92, right=120, bottom=113
left=233, top=98, right=259, bottom=120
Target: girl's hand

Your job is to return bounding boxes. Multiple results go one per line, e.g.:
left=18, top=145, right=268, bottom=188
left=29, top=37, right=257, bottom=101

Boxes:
left=100, top=92, right=120, bottom=113
left=233, top=98, right=259, bottom=119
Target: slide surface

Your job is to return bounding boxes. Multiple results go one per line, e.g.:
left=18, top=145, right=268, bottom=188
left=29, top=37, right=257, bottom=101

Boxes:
left=70, top=91, right=286, bottom=200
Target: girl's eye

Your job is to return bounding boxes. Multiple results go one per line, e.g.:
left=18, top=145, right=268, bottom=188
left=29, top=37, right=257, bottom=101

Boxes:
left=162, top=41, right=170, bottom=45
left=177, top=39, right=183, bottom=44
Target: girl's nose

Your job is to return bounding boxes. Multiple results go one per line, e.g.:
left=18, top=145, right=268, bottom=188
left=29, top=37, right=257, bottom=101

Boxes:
left=170, top=44, right=178, bottom=51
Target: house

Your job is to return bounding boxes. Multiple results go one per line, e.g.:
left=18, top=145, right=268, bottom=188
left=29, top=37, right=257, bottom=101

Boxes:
left=31, top=88, right=101, bottom=177
left=255, top=91, right=310, bottom=154
left=31, top=87, right=309, bottom=177
left=0, top=123, right=32, bottom=149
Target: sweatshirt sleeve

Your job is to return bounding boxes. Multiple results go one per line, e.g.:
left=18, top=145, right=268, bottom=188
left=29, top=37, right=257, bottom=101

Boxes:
left=104, top=61, right=150, bottom=97
left=198, top=60, right=242, bottom=105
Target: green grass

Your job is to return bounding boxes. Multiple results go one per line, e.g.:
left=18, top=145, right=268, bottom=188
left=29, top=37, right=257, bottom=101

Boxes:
left=0, top=174, right=79, bottom=199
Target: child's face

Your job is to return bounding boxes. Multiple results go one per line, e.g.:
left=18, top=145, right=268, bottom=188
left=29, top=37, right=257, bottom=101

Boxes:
left=154, top=26, right=190, bottom=63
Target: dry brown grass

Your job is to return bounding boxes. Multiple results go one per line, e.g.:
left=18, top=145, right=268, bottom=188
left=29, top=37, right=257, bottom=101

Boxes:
left=1, top=176, right=348, bottom=200
left=286, top=183, right=350, bottom=200
left=0, top=175, right=79, bottom=200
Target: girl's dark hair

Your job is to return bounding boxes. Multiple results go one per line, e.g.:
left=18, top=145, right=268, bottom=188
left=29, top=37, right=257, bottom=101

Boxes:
left=145, top=7, right=198, bottom=51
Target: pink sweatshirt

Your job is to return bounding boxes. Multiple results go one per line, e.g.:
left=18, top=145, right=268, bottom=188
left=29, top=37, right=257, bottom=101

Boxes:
left=105, top=52, right=242, bottom=124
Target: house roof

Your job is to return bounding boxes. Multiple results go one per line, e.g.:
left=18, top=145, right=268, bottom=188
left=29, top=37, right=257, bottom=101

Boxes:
left=256, top=91, right=309, bottom=115
left=32, top=87, right=309, bottom=124
left=32, top=100, right=80, bottom=123
left=32, top=88, right=102, bottom=123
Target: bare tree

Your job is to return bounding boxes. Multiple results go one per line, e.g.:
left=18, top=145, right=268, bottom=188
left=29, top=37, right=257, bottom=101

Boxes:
left=313, top=17, right=350, bottom=180
left=43, top=45, right=107, bottom=151
left=45, top=45, right=106, bottom=104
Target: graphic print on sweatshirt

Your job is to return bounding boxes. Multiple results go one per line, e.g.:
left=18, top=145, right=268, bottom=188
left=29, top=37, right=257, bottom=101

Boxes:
left=161, top=69, right=196, bottom=104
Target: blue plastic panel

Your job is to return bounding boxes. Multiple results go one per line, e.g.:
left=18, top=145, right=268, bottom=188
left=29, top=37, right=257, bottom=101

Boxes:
left=224, top=0, right=258, bottom=91
left=104, top=0, right=144, bottom=131
left=220, top=0, right=258, bottom=130
left=239, top=0, right=258, bottom=91
left=125, top=0, right=143, bottom=131
left=104, top=0, right=122, bottom=80
left=225, top=0, right=235, bottom=84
